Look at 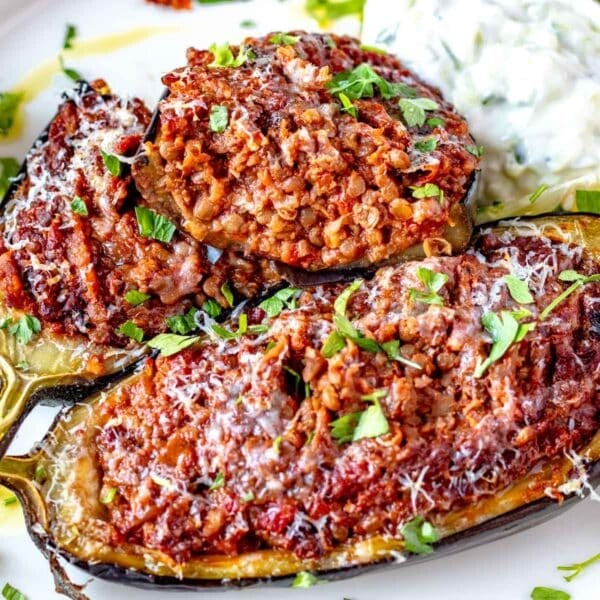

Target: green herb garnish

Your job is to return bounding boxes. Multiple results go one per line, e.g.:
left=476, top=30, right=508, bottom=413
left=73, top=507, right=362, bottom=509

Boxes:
left=8, top=315, right=41, bottom=344
left=540, top=270, right=600, bottom=320
left=408, top=267, right=448, bottom=306
left=124, top=290, right=151, bottom=306
left=353, top=390, right=389, bottom=441
left=466, top=144, right=484, bottom=158
left=321, top=329, right=347, bottom=358
left=3, top=496, right=17, bottom=507
left=58, top=55, right=82, bottom=82
left=242, top=490, right=255, bottom=502
left=99, top=487, right=117, bottom=505
left=117, top=320, right=144, bottom=343
left=240, top=19, right=256, bottom=28
left=134, top=206, right=176, bottom=243
left=259, top=287, right=301, bottom=318
left=557, top=552, right=600, bottom=582
left=70, top=196, right=88, bottom=216
left=269, top=32, right=300, bottom=45
left=209, top=105, right=229, bottom=133
left=414, top=138, right=437, bottom=153
left=0, top=157, right=19, bottom=200
left=166, top=308, right=199, bottom=335
left=398, top=97, right=439, bottom=127
left=211, top=313, right=254, bottom=340
left=504, top=274, right=533, bottom=304
left=1, top=583, right=27, bottom=600
left=305, top=0, right=366, bottom=24
left=100, top=149, right=122, bottom=177
left=426, top=116, right=445, bottom=128
left=359, top=43, right=386, bottom=54
left=0, top=92, right=24, bottom=136
left=411, top=183, right=443, bottom=202
left=530, top=587, right=570, bottom=600
left=338, top=92, right=357, bottom=117
left=147, top=333, right=200, bottom=357
left=202, top=298, right=222, bottom=319
left=575, top=189, right=600, bottom=214
left=401, top=516, right=439, bottom=555
left=380, top=339, right=422, bottom=370
left=291, top=571, right=319, bottom=588
left=333, top=279, right=362, bottom=314
left=209, top=471, right=225, bottom=491
left=208, top=42, right=253, bottom=68
left=330, top=411, right=362, bottom=443
left=62, top=23, right=77, bottom=49
left=221, top=281, right=234, bottom=307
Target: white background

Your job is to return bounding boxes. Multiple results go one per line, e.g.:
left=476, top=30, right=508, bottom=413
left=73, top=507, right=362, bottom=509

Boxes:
left=0, top=1, right=598, bottom=598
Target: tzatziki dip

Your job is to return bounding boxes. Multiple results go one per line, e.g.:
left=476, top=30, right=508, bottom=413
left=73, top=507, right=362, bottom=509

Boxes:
left=362, top=0, right=600, bottom=221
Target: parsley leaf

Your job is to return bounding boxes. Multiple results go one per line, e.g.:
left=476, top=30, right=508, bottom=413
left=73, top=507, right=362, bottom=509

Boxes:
left=465, top=144, right=484, bottom=158
left=575, top=189, right=600, bottom=214
left=269, top=32, right=300, bottom=45
left=62, top=23, right=77, bottom=49
left=540, top=270, right=600, bottom=320
left=504, top=275, right=533, bottom=304
left=100, top=150, right=122, bottom=177
left=209, top=471, right=225, bottom=491
left=411, top=183, right=443, bottom=202
left=242, top=490, right=255, bottom=502
left=401, top=516, right=439, bottom=555
left=427, top=116, right=445, bottom=128
left=0, top=157, right=20, bottom=200
left=338, top=92, right=357, bottom=117
left=166, top=307, right=199, bottom=335
left=70, top=196, right=88, bottom=216
left=259, top=287, right=301, bottom=318
left=291, top=571, right=319, bottom=588
left=209, top=105, right=229, bottom=133
left=398, top=97, right=439, bottom=127
left=208, top=43, right=253, bottom=68
left=99, top=487, right=117, bottom=505
left=0, top=92, right=24, bottom=136
left=334, top=279, right=362, bottom=315
left=147, top=333, right=200, bottom=357
left=211, top=314, right=258, bottom=340
left=330, top=411, right=362, bottom=443
left=414, top=137, right=437, bottom=153
left=221, top=281, right=234, bottom=307
left=202, top=298, right=222, bottom=319
left=124, top=290, right=151, bottom=306
left=530, top=588, right=570, bottom=600
left=1, top=583, right=27, bottom=600
left=380, top=339, right=422, bottom=370
left=408, top=266, right=448, bottom=306
left=321, top=329, right=346, bottom=358
left=59, top=55, right=82, bottom=82
left=305, top=0, right=366, bottom=24
left=8, top=315, right=41, bottom=344
left=117, top=320, right=144, bottom=343
left=557, top=552, right=600, bottom=582
left=353, top=390, right=389, bottom=440
left=134, top=206, right=176, bottom=243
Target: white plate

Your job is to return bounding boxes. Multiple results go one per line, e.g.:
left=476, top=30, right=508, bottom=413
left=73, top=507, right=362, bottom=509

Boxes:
left=0, top=1, right=598, bottom=598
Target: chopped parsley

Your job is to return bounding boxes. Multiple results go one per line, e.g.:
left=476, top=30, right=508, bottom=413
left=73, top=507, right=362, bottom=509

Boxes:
left=408, top=267, right=448, bottom=306
left=504, top=274, right=533, bottom=304
left=62, top=23, right=77, bottom=49
left=3, top=496, right=17, bottom=507
left=330, top=390, right=389, bottom=443
left=380, top=339, right=422, bottom=370
left=211, top=313, right=264, bottom=340
left=321, top=329, right=346, bottom=358
left=398, top=97, right=439, bottom=128
left=117, top=320, right=144, bottom=343
left=8, top=315, right=41, bottom=344
left=124, top=290, right=151, bottom=306
left=59, top=55, right=82, bottom=82
left=557, top=551, right=600, bottom=582
left=338, top=92, right=357, bottom=117
left=291, top=570, right=319, bottom=588
left=166, top=307, right=199, bottom=335
left=209, top=471, right=225, bottom=491
left=209, top=105, right=229, bottom=133
left=221, top=281, right=234, bottom=308
left=0, top=92, right=24, bottom=136
left=305, top=0, right=366, bottom=25
left=401, top=516, right=439, bottom=555
left=70, top=196, right=88, bottom=216
left=540, top=270, right=600, bottom=321
left=147, top=333, right=200, bottom=357
left=411, top=183, right=443, bottom=202
left=474, top=310, right=535, bottom=378
left=1, top=583, right=27, bottom=600
left=269, top=32, right=300, bottom=45
left=575, top=189, right=600, bottom=214
left=530, top=588, right=570, bottom=600
left=359, top=43, right=386, bottom=55
left=208, top=42, right=254, bottom=68
left=242, top=490, right=255, bottom=502
left=99, top=487, right=117, bottom=505
left=414, top=137, right=437, bottom=153
left=529, top=183, right=548, bottom=205
left=100, top=150, right=122, bottom=177
left=333, top=279, right=362, bottom=314
left=134, top=206, right=176, bottom=243
left=426, top=116, right=445, bottom=128
left=202, top=298, right=222, bottom=319
left=465, top=144, right=484, bottom=158
left=240, top=19, right=256, bottom=28
left=0, top=157, right=19, bottom=200
left=259, top=287, right=301, bottom=318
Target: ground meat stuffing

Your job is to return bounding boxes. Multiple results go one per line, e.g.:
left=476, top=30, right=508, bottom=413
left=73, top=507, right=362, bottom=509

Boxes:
left=0, top=83, right=280, bottom=348
left=91, top=224, right=600, bottom=562
left=133, top=32, right=479, bottom=271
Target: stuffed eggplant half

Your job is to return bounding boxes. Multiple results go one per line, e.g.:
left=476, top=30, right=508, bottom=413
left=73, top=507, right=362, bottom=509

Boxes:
left=133, top=32, right=478, bottom=273
left=1, top=215, right=599, bottom=592
left=0, top=81, right=283, bottom=450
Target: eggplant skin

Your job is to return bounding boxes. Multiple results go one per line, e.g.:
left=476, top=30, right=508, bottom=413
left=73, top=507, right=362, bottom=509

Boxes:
left=2, top=215, right=597, bottom=595
left=132, top=32, right=480, bottom=271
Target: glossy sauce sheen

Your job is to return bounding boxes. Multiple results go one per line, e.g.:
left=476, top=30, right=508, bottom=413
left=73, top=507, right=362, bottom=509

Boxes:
left=134, top=33, right=479, bottom=270
left=89, top=226, right=600, bottom=561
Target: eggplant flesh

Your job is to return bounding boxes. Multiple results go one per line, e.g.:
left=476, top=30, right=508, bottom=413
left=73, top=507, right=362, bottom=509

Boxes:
left=1, top=215, right=599, bottom=593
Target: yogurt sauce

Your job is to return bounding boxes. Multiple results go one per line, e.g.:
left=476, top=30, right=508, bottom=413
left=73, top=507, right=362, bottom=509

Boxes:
left=362, top=0, right=600, bottom=221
